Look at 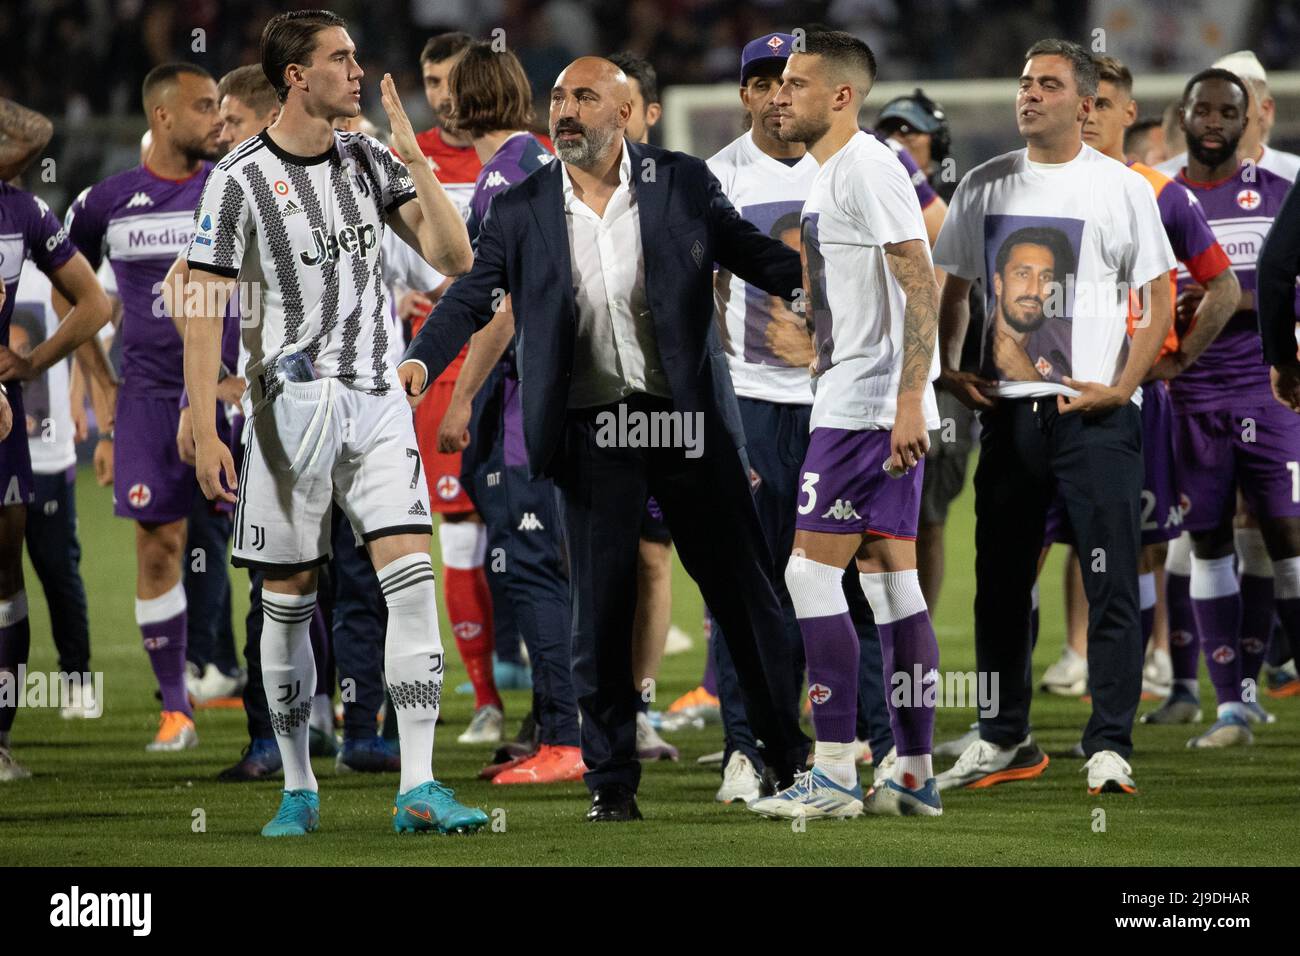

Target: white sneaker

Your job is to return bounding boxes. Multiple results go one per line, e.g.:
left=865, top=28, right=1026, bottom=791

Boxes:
left=60, top=682, right=99, bottom=719
left=1084, top=750, right=1136, bottom=794
left=749, top=768, right=863, bottom=820
left=715, top=751, right=762, bottom=804
left=195, top=663, right=241, bottom=703
left=457, top=704, right=504, bottom=744
left=1040, top=647, right=1088, bottom=696
left=934, top=723, right=979, bottom=758
left=0, top=745, right=31, bottom=781
left=1243, top=700, right=1276, bottom=724
left=935, top=735, right=1048, bottom=791
left=184, top=661, right=203, bottom=700
left=1187, top=710, right=1253, bottom=748
left=663, top=625, right=694, bottom=656
left=871, top=745, right=897, bottom=786
left=636, top=711, right=679, bottom=760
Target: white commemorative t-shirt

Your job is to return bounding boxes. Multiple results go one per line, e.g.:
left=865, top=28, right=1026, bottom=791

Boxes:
left=185, top=129, right=417, bottom=409
left=801, top=130, right=939, bottom=431
left=13, top=259, right=75, bottom=474
left=708, top=132, right=819, bottom=405
left=932, top=144, right=1176, bottom=402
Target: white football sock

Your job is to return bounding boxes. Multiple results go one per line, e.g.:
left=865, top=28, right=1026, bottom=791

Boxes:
left=813, top=740, right=859, bottom=790
left=895, top=754, right=934, bottom=787
left=379, top=553, right=443, bottom=793
left=261, top=589, right=318, bottom=793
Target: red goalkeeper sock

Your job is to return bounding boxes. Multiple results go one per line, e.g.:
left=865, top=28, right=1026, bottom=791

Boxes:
left=440, top=522, right=501, bottom=711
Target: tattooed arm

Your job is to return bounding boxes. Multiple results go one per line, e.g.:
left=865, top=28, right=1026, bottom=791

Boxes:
left=885, top=238, right=940, bottom=471
left=0, top=98, right=54, bottom=182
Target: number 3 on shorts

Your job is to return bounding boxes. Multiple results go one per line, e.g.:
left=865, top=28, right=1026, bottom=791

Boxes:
left=797, top=471, right=820, bottom=515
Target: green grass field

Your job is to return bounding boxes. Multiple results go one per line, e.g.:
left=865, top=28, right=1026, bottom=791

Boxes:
left=4, top=465, right=1299, bottom=866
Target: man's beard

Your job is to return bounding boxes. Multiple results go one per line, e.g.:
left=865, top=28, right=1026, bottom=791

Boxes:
left=180, top=133, right=221, bottom=163
left=777, top=112, right=830, bottom=145
left=1000, top=297, right=1047, bottom=334
left=552, top=119, right=618, bottom=168
left=1187, top=130, right=1242, bottom=169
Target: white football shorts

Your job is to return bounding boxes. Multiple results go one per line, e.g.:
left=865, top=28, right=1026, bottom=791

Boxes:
left=231, top=376, right=433, bottom=572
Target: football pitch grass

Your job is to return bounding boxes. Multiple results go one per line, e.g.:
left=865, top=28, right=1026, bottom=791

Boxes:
left=5, top=466, right=1299, bottom=867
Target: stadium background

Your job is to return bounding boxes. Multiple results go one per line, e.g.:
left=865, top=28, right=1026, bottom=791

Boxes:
left=3, top=0, right=1300, bottom=865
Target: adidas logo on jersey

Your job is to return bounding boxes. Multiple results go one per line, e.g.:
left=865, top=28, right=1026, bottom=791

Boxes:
left=299, top=222, right=377, bottom=267
left=821, top=499, right=861, bottom=520
left=125, top=192, right=154, bottom=209
left=484, top=170, right=509, bottom=188
left=517, top=512, right=544, bottom=531
left=284, top=198, right=302, bottom=217
left=407, top=501, right=428, bottom=517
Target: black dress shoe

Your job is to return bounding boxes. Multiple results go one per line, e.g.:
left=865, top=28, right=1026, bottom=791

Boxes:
left=585, top=784, right=643, bottom=822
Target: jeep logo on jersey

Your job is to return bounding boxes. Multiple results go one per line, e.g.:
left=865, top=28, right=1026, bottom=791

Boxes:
left=299, top=223, right=377, bottom=266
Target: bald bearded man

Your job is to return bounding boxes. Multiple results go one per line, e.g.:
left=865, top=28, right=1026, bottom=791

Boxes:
left=401, top=57, right=809, bottom=821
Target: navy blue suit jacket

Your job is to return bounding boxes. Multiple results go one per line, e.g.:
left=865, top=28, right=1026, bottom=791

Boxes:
left=403, top=141, right=803, bottom=478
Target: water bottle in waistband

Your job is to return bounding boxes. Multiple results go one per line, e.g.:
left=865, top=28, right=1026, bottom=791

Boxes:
left=280, top=351, right=317, bottom=383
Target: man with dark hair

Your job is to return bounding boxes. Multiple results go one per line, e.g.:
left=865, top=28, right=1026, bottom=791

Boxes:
left=400, top=55, right=810, bottom=822
left=64, top=61, right=224, bottom=753
left=932, top=39, right=1175, bottom=796
left=1156, top=52, right=1300, bottom=181
left=185, top=9, right=483, bottom=836
left=1156, top=69, right=1300, bottom=747
left=217, top=65, right=281, bottom=148
left=607, top=52, right=661, bottom=144
left=747, top=29, right=943, bottom=819
left=1124, top=118, right=1165, bottom=166
left=411, top=31, right=513, bottom=742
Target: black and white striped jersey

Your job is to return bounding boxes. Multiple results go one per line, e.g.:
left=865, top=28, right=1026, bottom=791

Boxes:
left=186, top=129, right=417, bottom=404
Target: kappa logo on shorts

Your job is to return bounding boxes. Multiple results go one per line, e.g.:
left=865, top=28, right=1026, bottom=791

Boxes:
left=820, top=499, right=862, bottom=521
left=408, top=501, right=428, bottom=517
left=436, top=475, right=461, bottom=501
left=518, top=512, right=544, bottom=532
left=127, top=483, right=152, bottom=509
left=1211, top=646, right=1237, bottom=665
left=808, top=683, right=832, bottom=705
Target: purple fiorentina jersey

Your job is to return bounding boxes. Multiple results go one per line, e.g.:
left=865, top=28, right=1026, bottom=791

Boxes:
left=1, top=183, right=76, bottom=343
left=1171, top=164, right=1296, bottom=412
left=66, top=163, right=213, bottom=396
left=1, top=182, right=77, bottom=506
left=467, top=133, right=553, bottom=468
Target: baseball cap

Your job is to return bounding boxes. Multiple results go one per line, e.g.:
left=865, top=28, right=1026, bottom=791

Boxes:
left=1213, top=50, right=1267, bottom=86
left=741, top=33, right=796, bottom=85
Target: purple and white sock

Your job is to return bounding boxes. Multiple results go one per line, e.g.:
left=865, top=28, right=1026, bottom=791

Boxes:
left=785, top=555, right=858, bottom=788
left=0, top=592, right=31, bottom=736
left=860, top=569, right=938, bottom=787
left=1165, top=534, right=1200, bottom=697
left=137, top=583, right=190, bottom=716
left=1190, top=555, right=1242, bottom=706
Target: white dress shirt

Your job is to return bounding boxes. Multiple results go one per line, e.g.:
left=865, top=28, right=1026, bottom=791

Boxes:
left=561, top=140, right=671, bottom=409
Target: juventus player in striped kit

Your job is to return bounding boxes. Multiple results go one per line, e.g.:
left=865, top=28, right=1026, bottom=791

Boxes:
left=184, top=10, right=483, bottom=836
